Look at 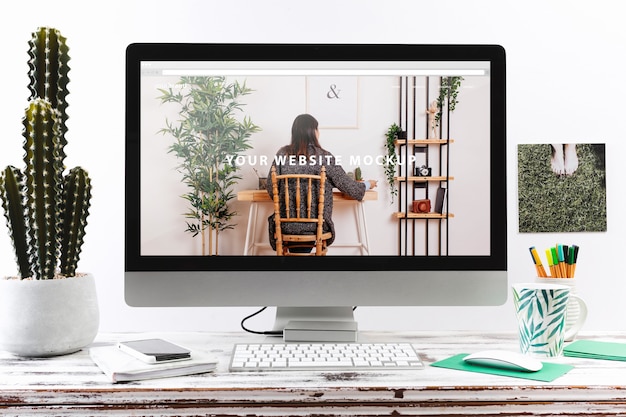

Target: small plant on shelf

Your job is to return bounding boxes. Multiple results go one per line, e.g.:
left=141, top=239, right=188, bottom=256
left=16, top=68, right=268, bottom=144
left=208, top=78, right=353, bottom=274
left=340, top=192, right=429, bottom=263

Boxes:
left=384, top=123, right=403, bottom=202
left=434, top=76, right=463, bottom=128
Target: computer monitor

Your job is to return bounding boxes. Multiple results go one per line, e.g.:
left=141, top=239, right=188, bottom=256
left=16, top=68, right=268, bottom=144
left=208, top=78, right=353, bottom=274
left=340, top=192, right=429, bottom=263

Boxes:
left=125, top=44, right=507, bottom=339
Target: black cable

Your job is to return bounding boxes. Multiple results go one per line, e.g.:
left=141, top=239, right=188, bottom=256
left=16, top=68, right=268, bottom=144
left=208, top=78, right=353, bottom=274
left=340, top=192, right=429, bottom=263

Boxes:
left=241, top=306, right=359, bottom=335
left=240, top=307, right=283, bottom=336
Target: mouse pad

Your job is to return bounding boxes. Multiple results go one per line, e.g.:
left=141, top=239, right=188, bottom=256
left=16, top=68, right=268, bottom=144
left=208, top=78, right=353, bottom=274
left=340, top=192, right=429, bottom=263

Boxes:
left=431, top=354, right=574, bottom=382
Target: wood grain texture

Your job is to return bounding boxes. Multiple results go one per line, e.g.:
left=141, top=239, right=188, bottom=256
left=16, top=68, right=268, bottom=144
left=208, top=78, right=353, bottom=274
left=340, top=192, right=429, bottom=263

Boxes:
left=238, top=189, right=378, bottom=202
left=1, top=331, right=626, bottom=416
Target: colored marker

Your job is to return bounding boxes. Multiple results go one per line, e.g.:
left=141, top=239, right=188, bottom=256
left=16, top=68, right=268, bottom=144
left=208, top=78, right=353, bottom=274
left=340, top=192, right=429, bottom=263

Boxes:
left=567, top=246, right=575, bottom=278
left=557, top=244, right=566, bottom=278
left=551, top=247, right=562, bottom=277
left=545, top=248, right=556, bottom=277
left=529, top=246, right=547, bottom=277
left=570, top=245, right=579, bottom=278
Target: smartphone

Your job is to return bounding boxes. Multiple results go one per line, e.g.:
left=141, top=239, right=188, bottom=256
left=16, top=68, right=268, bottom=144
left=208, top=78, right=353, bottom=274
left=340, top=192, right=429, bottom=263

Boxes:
left=117, top=338, right=192, bottom=364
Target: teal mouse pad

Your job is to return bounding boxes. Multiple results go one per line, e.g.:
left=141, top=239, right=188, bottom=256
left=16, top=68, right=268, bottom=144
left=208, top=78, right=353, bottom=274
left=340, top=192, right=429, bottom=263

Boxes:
left=431, top=354, right=574, bottom=382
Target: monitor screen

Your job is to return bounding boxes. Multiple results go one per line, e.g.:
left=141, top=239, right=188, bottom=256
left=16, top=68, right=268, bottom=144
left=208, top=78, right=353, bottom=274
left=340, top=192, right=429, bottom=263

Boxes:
left=125, top=44, right=507, bottom=334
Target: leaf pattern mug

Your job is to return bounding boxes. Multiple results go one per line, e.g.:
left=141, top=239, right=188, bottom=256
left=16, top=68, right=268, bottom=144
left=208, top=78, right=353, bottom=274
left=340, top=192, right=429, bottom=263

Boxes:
left=535, top=278, right=584, bottom=341
left=513, top=283, right=587, bottom=357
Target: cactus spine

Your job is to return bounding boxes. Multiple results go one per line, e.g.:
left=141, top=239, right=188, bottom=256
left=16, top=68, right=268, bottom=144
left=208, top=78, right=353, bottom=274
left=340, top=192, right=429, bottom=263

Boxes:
left=0, top=27, right=91, bottom=280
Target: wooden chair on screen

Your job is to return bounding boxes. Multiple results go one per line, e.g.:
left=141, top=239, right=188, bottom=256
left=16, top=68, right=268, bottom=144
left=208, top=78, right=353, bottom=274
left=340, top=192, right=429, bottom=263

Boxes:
left=270, top=165, right=332, bottom=256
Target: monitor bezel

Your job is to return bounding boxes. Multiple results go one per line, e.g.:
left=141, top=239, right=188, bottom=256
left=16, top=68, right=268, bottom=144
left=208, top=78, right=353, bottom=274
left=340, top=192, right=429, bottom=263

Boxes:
left=125, top=43, right=506, bottom=273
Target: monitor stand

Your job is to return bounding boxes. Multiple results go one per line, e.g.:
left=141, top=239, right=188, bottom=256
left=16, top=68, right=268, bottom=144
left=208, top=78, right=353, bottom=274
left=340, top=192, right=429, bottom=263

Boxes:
left=273, top=306, right=358, bottom=342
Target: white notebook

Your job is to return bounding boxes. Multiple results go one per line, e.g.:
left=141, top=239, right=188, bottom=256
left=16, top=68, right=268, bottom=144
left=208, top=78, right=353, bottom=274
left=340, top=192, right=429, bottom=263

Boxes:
left=90, top=346, right=217, bottom=383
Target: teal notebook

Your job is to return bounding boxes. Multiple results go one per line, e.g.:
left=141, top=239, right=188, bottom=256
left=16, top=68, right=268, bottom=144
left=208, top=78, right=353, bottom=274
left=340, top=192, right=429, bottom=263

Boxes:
left=564, top=340, right=626, bottom=361
left=431, top=354, right=574, bottom=382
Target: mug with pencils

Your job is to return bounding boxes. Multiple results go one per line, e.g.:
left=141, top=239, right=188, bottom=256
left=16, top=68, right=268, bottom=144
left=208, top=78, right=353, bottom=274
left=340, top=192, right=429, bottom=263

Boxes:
left=513, top=282, right=587, bottom=357
left=529, top=244, right=587, bottom=341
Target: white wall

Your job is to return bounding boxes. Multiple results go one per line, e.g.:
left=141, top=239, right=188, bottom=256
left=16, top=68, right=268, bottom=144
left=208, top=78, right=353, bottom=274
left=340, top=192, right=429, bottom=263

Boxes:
left=0, top=0, right=624, bottom=334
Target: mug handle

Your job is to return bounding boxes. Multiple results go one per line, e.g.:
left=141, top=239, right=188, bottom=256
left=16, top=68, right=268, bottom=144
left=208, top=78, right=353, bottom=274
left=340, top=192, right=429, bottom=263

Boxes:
left=564, top=294, right=588, bottom=341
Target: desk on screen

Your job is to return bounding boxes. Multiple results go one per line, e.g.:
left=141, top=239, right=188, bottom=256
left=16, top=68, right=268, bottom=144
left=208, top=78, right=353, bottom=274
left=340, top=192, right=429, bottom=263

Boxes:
left=237, top=189, right=377, bottom=255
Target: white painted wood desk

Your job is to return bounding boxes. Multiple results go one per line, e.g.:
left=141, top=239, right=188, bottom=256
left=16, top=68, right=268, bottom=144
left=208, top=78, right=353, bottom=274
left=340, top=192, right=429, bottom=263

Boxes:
left=1, top=331, right=626, bottom=416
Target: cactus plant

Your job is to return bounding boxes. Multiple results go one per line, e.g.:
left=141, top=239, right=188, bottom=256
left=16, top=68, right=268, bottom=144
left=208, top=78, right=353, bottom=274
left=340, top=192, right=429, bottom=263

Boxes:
left=354, top=167, right=363, bottom=181
left=0, top=27, right=91, bottom=280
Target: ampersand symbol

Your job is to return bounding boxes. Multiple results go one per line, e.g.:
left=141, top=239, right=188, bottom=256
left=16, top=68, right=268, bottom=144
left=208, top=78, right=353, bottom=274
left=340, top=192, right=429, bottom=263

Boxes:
left=326, top=84, right=341, bottom=99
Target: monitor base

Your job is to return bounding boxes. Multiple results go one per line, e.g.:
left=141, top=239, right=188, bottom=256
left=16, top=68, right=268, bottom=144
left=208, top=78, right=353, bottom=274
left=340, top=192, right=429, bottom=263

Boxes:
left=283, top=320, right=358, bottom=342
left=273, top=307, right=358, bottom=342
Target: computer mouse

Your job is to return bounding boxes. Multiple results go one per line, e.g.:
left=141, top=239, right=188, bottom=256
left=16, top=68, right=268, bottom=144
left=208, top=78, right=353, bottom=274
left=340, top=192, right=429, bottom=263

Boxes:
left=463, top=350, right=543, bottom=372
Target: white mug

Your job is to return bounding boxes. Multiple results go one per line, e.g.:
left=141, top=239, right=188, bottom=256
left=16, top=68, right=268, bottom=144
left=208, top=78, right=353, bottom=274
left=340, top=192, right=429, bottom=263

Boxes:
left=535, top=278, right=585, bottom=341
left=513, top=283, right=587, bottom=357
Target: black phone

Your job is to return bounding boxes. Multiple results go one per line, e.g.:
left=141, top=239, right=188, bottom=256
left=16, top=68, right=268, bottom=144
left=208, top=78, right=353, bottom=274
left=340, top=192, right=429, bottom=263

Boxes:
left=117, top=338, right=191, bottom=364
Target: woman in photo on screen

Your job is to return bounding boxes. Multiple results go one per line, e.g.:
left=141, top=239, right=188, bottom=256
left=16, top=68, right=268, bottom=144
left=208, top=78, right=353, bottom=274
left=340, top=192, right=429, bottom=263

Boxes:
left=266, top=113, right=377, bottom=252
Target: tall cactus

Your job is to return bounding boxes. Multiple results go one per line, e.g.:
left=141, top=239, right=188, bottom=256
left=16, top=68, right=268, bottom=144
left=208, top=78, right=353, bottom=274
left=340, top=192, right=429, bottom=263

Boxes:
left=0, top=27, right=91, bottom=280
left=23, top=98, right=64, bottom=279
left=27, top=27, right=70, bottom=151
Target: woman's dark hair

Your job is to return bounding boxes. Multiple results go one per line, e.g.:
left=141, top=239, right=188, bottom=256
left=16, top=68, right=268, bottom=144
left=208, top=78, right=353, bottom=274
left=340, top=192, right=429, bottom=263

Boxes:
left=288, top=114, right=323, bottom=156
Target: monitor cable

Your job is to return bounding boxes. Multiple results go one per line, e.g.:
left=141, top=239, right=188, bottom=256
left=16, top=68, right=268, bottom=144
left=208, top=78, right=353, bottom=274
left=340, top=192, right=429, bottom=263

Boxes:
left=240, top=307, right=283, bottom=336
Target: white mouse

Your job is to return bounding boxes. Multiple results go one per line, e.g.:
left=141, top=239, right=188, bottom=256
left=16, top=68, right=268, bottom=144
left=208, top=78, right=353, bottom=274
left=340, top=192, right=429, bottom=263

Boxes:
left=463, top=350, right=543, bottom=372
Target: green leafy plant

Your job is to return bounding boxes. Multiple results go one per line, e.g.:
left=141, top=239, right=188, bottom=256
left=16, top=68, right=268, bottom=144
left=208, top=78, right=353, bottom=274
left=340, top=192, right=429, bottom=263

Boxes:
left=384, top=123, right=402, bottom=202
left=434, top=76, right=463, bottom=127
left=158, top=76, right=261, bottom=255
left=0, top=27, right=92, bottom=280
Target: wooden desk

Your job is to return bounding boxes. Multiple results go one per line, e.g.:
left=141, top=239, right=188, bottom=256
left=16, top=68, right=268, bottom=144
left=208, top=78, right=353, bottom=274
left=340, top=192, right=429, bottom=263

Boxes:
left=2, top=331, right=626, bottom=416
left=238, top=189, right=378, bottom=255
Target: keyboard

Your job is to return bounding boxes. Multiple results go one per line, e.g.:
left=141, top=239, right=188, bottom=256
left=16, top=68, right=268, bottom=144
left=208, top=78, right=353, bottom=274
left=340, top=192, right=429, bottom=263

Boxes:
left=229, top=342, right=423, bottom=371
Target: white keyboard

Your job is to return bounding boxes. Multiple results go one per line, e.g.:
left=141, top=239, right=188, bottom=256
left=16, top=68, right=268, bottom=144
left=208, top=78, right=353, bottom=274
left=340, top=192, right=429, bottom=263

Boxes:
left=229, top=342, right=423, bottom=371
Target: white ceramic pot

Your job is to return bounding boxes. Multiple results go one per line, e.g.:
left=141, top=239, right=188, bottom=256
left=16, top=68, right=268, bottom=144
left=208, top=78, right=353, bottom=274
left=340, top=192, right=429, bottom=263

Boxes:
left=0, top=273, right=99, bottom=357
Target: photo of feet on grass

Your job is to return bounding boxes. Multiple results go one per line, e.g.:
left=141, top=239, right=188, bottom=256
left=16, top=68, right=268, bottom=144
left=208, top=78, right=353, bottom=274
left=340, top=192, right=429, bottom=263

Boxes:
left=518, top=143, right=607, bottom=233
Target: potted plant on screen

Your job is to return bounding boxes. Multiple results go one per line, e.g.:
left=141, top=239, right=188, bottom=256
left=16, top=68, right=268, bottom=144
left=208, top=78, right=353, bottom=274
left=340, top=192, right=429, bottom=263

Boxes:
left=158, top=77, right=260, bottom=255
left=0, top=27, right=98, bottom=357
left=384, top=123, right=404, bottom=202
left=434, top=76, right=463, bottom=129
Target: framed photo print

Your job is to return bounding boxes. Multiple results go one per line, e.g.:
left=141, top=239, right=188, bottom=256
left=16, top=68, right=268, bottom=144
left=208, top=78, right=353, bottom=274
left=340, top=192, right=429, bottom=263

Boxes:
left=518, top=143, right=607, bottom=233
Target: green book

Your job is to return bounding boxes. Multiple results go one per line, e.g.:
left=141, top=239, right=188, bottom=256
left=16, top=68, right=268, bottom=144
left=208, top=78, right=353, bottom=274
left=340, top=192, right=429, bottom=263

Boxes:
left=564, top=340, right=626, bottom=361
